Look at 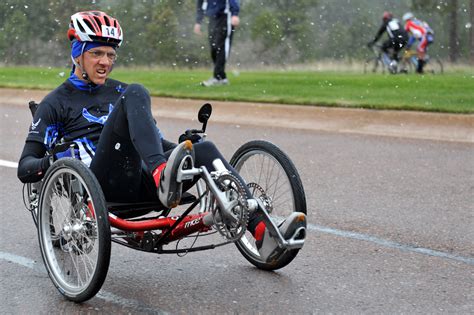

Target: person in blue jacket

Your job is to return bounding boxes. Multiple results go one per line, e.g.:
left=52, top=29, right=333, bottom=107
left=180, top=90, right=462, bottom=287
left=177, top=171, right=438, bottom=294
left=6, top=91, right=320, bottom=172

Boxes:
left=194, top=0, right=240, bottom=87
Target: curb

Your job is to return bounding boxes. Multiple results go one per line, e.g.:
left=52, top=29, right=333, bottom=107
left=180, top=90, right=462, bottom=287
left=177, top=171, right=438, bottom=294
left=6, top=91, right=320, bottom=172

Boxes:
left=151, top=97, right=474, bottom=143
left=1, top=88, right=473, bottom=143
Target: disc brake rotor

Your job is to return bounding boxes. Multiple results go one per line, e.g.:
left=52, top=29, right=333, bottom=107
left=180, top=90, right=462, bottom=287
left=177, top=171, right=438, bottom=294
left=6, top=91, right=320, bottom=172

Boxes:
left=247, top=182, right=273, bottom=214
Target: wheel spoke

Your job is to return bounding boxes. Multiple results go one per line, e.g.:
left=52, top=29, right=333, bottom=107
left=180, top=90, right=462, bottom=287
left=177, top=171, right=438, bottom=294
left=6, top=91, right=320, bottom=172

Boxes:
left=231, top=141, right=306, bottom=269
left=38, top=160, right=110, bottom=301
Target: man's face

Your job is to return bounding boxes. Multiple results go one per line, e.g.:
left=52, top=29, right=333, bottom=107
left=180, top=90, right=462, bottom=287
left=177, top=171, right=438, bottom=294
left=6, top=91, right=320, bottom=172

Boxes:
left=77, top=45, right=117, bottom=85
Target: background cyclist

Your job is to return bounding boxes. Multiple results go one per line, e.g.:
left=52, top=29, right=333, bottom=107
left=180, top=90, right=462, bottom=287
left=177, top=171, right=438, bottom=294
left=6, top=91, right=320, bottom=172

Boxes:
left=368, top=11, right=408, bottom=73
left=402, top=12, right=435, bottom=74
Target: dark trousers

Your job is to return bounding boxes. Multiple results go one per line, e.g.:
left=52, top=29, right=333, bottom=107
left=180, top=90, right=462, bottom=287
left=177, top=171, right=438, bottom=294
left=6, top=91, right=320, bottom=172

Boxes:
left=382, top=38, right=406, bottom=61
left=208, top=13, right=234, bottom=80
left=89, top=84, right=253, bottom=210
left=90, top=84, right=168, bottom=202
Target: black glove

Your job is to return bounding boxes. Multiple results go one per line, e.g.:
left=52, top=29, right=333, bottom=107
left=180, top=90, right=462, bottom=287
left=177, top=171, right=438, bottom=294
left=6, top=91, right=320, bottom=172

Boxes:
left=178, top=130, right=202, bottom=144
left=52, top=142, right=80, bottom=160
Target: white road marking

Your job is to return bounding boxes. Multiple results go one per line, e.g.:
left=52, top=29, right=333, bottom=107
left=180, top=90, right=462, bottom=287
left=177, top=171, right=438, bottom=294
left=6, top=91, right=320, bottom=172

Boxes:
left=308, top=223, right=474, bottom=265
left=0, top=251, right=168, bottom=314
left=0, top=251, right=43, bottom=271
left=3, top=158, right=473, bottom=266
left=0, top=159, right=18, bottom=168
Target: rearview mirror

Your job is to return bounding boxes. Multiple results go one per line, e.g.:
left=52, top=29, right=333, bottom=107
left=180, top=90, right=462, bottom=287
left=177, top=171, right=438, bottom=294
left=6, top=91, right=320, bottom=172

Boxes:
left=198, top=103, right=212, bottom=124
left=198, top=103, right=212, bottom=133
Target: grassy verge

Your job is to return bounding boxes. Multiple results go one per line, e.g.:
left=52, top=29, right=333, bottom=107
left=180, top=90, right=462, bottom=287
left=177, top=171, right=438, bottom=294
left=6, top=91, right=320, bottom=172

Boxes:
left=0, top=66, right=473, bottom=113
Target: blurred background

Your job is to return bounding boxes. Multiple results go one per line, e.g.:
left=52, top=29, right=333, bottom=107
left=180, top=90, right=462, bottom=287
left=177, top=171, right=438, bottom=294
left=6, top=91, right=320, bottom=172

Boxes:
left=0, top=0, right=472, bottom=69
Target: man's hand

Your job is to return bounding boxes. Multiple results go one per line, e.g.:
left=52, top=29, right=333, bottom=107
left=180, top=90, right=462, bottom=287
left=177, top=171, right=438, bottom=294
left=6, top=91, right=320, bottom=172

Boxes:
left=231, top=16, right=240, bottom=27
left=179, top=130, right=202, bottom=144
left=193, top=23, right=202, bottom=35
left=367, top=41, right=374, bottom=48
left=52, top=143, right=80, bottom=160
left=54, top=148, right=80, bottom=160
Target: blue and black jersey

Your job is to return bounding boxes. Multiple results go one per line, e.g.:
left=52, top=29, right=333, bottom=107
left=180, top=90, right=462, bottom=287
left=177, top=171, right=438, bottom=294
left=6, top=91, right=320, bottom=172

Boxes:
left=26, top=78, right=127, bottom=167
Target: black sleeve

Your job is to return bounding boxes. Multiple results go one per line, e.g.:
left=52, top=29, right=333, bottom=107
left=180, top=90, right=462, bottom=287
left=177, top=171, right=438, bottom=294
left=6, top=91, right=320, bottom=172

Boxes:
left=373, top=21, right=387, bottom=43
left=196, top=0, right=204, bottom=24
left=17, top=141, right=51, bottom=183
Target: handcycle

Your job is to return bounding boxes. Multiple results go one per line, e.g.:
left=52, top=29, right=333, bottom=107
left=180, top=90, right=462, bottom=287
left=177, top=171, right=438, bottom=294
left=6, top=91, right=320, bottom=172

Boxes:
left=399, top=49, right=443, bottom=74
left=364, top=44, right=399, bottom=74
left=23, top=101, right=307, bottom=303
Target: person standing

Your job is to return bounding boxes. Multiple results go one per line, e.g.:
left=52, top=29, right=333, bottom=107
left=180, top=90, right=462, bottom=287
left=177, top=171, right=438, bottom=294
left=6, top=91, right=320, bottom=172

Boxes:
left=194, top=0, right=240, bottom=87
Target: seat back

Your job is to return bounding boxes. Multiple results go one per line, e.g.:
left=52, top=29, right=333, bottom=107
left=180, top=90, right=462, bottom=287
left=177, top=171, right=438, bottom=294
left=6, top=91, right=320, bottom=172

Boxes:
left=29, top=101, right=39, bottom=118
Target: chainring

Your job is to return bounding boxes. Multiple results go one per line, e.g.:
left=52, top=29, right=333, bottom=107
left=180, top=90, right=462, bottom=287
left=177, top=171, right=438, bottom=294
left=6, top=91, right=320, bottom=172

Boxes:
left=212, top=173, right=249, bottom=241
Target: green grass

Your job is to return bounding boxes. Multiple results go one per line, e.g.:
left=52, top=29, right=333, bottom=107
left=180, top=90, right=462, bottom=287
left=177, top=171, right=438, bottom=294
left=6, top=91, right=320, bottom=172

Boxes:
left=0, top=66, right=473, bottom=113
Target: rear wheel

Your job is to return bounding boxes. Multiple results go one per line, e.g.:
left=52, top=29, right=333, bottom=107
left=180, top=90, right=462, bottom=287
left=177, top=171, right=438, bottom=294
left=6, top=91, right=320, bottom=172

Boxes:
left=38, top=158, right=110, bottom=302
left=230, top=140, right=306, bottom=270
left=424, top=56, right=443, bottom=74
left=399, top=57, right=414, bottom=74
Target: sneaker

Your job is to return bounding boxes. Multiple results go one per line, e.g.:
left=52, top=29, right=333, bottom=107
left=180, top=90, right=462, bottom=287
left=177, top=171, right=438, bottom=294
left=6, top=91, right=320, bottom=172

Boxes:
left=201, top=77, right=229, bottom=87
left=256, top=212, right=307, bottom=263
left=158, top=140, right=194, bottom=208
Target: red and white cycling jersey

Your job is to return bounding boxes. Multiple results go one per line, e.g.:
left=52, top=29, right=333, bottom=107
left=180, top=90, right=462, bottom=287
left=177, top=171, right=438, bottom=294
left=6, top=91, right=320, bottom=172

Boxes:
left=405, top=19, right=427, bottom=39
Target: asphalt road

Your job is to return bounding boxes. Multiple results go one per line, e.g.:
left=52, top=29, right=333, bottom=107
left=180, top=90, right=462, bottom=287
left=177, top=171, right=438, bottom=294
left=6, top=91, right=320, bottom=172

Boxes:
left=0, top=90, right=473, bottom=314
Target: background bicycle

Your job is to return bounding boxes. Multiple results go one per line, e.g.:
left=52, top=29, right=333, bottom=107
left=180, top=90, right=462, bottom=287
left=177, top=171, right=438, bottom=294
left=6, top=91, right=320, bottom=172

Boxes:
left=364, top=44, right=400, bottom=74
left=399, top=49, right=444, bottom=74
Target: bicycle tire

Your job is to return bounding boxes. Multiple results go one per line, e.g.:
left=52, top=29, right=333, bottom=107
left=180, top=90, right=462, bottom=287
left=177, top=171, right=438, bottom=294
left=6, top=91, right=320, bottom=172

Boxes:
left=364, top=57, right=384, bottom=74
left=230, top=140, right=307, bottom=271
left=399, top=57, right=413, bottom=74
left=424, top=57, right=444, bottom=74
left=37, top=158, right=111, bottom=302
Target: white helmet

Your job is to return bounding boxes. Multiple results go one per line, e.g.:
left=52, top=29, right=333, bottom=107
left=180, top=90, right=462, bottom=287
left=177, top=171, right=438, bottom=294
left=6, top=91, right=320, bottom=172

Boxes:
left=68, top=11, right=123, bottom=47
left=402, top=12, right=414, bottom=22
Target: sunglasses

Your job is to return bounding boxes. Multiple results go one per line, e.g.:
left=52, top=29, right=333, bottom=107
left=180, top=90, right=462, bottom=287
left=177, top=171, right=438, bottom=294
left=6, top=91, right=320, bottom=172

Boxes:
left=86, top=49, right=117, bottom=62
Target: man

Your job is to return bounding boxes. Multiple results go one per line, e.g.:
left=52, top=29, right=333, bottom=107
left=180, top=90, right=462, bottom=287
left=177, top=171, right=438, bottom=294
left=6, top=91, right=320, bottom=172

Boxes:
left=194, top=0, right=240, bottom=87
left=18, top=11, right=306, bottom=263
left=18, top=11, right=190, bottom=209
left=402, top=12, right=434, bottom=74
left=368, top=11, right=408, bottom=73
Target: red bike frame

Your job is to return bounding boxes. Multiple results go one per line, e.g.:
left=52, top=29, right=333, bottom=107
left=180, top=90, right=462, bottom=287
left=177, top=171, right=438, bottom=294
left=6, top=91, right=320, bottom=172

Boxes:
left=108, top=212, right=212, bottom=243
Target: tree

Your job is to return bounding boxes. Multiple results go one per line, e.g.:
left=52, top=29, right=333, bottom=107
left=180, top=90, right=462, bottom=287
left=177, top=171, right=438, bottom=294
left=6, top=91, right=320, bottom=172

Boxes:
left=0, top=0, right=103, bottom=66
left=245, top=0, right=316, bottom=64
left=471, top=0, right=474, bottom=63
left=0, top=0, right=471, bottom=66
left=448, top=0, right=460, bottom=62
left=147, top=3, right=180, bottom=66
left=0, top=9, right=29, bottom=64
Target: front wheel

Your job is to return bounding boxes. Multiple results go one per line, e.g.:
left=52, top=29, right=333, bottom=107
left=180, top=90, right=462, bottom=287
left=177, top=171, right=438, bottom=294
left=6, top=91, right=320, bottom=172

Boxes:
left=364, top=56, right=385, bottom=74
left=230, top=140, right=307, bottom=270
left=37, top=158, right=111, bottom=302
